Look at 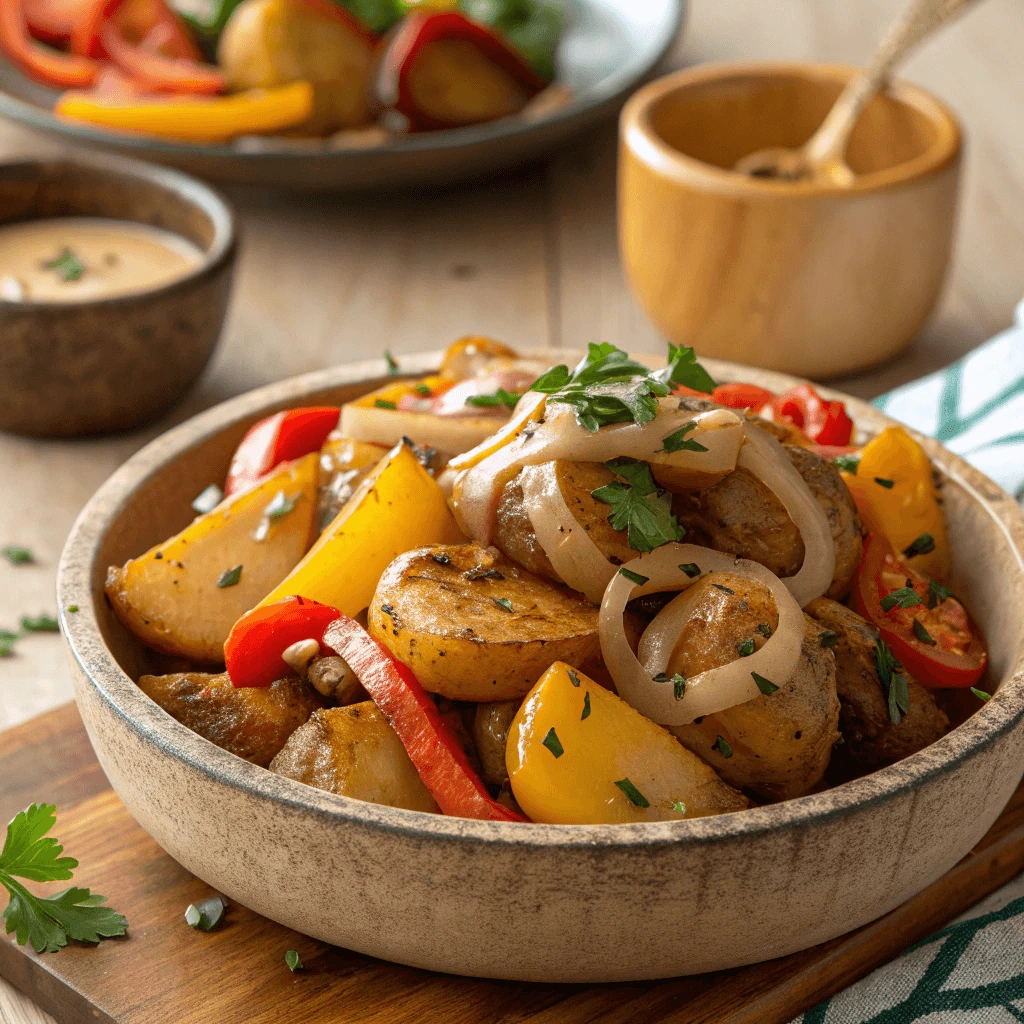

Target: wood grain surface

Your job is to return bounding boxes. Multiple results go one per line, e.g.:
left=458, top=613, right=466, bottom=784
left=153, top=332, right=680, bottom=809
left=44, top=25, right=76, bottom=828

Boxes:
left=1, top=703, right=1023, bottom=1024
left=1, top=0, right=1023, bottom=1018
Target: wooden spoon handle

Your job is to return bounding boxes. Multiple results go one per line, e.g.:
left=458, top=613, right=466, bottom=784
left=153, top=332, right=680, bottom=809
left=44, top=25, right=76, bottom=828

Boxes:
left=805, top=0, right=982, bottom=166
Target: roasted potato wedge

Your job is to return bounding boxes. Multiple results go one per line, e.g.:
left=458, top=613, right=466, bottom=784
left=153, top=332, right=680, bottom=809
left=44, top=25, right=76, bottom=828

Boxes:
left=270, top=702, right=438, bottom=812
left=368, top=542, right=600, bottom=701
left=473, top=699, right=521, bottom=785
left=508, top=662, right=748, bottom=824
left=666, top=574, right=840, bottom=801
left=137, top=671, right=323, bottom=768
left=807, top=597, right=950, bottom=769
left=107, top=455, right=319, bottom=663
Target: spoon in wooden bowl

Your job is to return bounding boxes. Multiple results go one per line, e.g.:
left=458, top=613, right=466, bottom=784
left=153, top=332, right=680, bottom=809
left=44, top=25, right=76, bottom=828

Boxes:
left=734, top=0, right=982, bottom=185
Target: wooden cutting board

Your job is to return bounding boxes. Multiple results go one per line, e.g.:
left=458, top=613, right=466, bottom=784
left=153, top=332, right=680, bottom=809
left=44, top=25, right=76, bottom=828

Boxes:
left=2, top=704, right=1024, bottom=1024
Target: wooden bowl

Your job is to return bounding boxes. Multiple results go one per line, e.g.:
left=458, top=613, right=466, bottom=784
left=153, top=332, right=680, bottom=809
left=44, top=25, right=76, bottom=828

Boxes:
left=57, top=354, right=1024, bottom=982
left=619, top=63, right=962, bottom=379
left=0, top=156, right=236, bottom=437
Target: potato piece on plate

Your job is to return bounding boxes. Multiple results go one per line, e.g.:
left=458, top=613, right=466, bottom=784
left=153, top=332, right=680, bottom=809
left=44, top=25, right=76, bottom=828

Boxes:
left=106, top=454, right=319, bottom=663
left=270, top=702, right=438, bottom=812
left=473, top=699, right=521, bottom=785
left=369, top=542, right=599, bottom=701
left=137, top=671, right=324, bottom=768
left=507, top=662, right=748, bottom=824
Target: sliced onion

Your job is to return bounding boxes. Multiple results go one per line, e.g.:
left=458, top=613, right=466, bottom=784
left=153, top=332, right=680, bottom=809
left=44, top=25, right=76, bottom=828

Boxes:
left=738, top=424, right=835, bottom=607
left=599, top=543, right=804, bottom=726
left=339, top=403, right=504, bottom=456
left=520, top=462, right=616, bottom=605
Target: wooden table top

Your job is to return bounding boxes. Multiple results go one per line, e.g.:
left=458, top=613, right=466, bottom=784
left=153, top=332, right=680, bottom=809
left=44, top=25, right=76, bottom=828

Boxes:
left=2, top=0, right=1022, bottom=1019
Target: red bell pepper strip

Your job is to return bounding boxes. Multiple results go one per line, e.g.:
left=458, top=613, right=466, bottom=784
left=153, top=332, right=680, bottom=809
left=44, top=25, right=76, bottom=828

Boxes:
left=224, top=406, right=340, bottom=497
left=225, top=596, right=341, bottom=688
left=98, top=19, right=223, bottom=92
left=709, top=382, right=776, bottom=411
left=23, top=0, right=93, bottom=44
left=771, top=383, right=854, bottom=447
left=323, top=616, right=527, bottom=822
left=72, top=0, right=199, bottom=59
left=0, top=0, right=98, bottom=85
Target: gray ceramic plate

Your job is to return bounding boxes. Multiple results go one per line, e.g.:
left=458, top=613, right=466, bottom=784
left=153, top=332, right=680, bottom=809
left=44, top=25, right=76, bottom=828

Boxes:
left=0, top=0, right=684, bottom=188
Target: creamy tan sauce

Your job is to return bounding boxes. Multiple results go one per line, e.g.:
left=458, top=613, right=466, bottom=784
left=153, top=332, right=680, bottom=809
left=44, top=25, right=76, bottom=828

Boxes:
left=0, top=218, right=204, bottom=303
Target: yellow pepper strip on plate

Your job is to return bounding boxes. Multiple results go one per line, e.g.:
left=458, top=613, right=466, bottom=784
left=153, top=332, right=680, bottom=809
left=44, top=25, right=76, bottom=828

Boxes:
left=842, top=425, right=951, bottom=580
left=54, top=81, right=314, bottom=142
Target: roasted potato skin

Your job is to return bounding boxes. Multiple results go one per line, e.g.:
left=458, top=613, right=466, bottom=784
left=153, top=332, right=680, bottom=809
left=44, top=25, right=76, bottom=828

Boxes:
left=368, top=543, right=600, bottom=701
left=472, top=699, right=521, bottom=785
left=137, top=671, right=324, bottom=768
left=807, top=598, right=950, bottom=769
left=270, top=702, right=438, bottom=812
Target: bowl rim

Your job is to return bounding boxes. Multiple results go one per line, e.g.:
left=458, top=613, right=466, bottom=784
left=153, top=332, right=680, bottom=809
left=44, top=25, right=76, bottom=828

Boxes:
left=0, top=152, right=236, bottom=312
left=57, top=351, right=1024, bottom=850
left=619, top=60, right=962, bottom=198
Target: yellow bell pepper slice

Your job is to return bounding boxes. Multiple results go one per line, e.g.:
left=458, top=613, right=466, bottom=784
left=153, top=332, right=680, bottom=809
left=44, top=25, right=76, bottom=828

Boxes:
left=842, top=425, right=950, bottom=580
left=506, top=662, right=748, bottom=824
left=258, top=442, right=464, bottom=615
left=54, top=82, right=314, bottom=142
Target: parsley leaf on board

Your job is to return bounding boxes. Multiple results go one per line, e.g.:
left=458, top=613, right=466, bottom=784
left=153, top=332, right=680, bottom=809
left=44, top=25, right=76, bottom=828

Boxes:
left=2, top=546, right=33, bottom=565
left=185, top=896, right=225, bottom=931
left=285, top=949, right=304, bottom=971
left=20, top=615, right=58, bottom=633
left=592, top=458, right=685, bottom=553
left=0, top=803, right=127, bottom=953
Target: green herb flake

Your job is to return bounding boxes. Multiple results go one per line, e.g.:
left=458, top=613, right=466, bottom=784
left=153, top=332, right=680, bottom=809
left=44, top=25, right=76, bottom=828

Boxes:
left=712, top=583, right=735, bottom=595
left=903, top=533, right=936, bottom=558
left=672, top=674, right=686, bottom=699
left=184, top=896, right=224, bottom=932
left=875, top=638, right=910, bottom=726
left=658, top=421, right=709, bottom=454
left=971, top=687, right=992, bottom=702
left=264, top=490, right=298, bottom=520
left=67, top=605, right=78, bottom=614
left=217, top=565, right=243, bottom=588
left=465, top=389, right=521, bottom=410
left=20, top=614, right=58, bottom=633
left=752, top=673, right=778, bottom=696
left=492, top=597, right=514, bottom=613
left=285, top=949, right=303, bottom=971
left=375, top=399, right=397, bottom=410
left=2, top=546, right=33, bottom=565
left=671, top=801, right=686, bottom=815
left=679, top=562, right=701, bottom=578
left=0, top=631, right=17, bottom=657
left=191, top=484, right=223, bottom=516
left=927, top=580, right=955, bottom=608
left=0, top=803, right=127, bottom=952
left=567, top=669, right=581, bottom=688
left=414, top=384, right=432, bottom=397
left=617, top=566, right=650, bottom=586
left=736, top=638, right=755, bottom=657
left=833, top=455, right=860, bottom=474
left=713, top=735, right=734, bottom=758
left=541, top=727, right=564, bottom=758
left=757, top=622, right=772, bottom=638
left=581, top=692, right=591, bottom=720
left=614, top=778, right=650, bottom=808
left=880, top=586, right=922, bottom=612
left=431, top=553, right=451, bottom=566
left=384, top=351, right=399, bottom=375
left=912, top=619, right=936, bottom=645
left=43, top=247, right=85, bottom=282
left=593, top=459, right=686, bottom=554
left=874, top=477, right=895, bottom=489
left=818, top=630, right=839, bottom=649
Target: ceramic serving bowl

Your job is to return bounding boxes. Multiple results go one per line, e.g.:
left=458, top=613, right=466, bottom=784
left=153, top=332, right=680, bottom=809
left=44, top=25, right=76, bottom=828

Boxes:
left=619, top=63, right=962, bottom=379
left=57, top=352, right=1024, bottom=982
left=0, top=155, right=236, bottom=437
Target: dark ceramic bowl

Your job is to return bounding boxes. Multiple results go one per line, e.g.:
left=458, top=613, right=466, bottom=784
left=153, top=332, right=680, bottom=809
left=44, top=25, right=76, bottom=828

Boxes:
left=0, top=155, right=236, bottom=437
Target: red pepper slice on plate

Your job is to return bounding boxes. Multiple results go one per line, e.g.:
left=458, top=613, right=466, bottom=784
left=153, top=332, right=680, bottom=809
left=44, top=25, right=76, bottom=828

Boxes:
left=851, top=532, right=988, bottom=689
left=708, top=382, right=775, bottom=412
left=0, top=0, right=98, bottom=85
left=72, top=0, right=197, bottom=58
left=770, top=383, right=854, bottom=447
left=22, top=0, right=93, bottom=44
left=97, top=20, right=223, bottom=92
left=224, top=406, right=340, bottom=497
left=376, top=11, right=547, bottom=131
left=225, top=596, right=340, bottom=688
left=323, top=615, right=527, bottom=822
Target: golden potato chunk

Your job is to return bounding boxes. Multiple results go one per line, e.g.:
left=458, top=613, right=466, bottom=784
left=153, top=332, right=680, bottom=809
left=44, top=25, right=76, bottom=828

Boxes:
left=664, top=574, right=840, bottom=801
left=368, top=543, right=600, bottom=701
left=137, top=671, right=323, bottom=768
left=270, top=703, right=438, bottom=813
left=807, top=598, right=950, bottom=770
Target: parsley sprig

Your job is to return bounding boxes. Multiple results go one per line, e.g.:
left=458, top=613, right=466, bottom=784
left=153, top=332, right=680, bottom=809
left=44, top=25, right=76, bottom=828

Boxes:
left=465, top=389, right=521, bottom=410
left=1, top=804, right=127, bottom=953
left=591, top=458, right=685, bottom=553
left=875, top=638, right=910, bottom=726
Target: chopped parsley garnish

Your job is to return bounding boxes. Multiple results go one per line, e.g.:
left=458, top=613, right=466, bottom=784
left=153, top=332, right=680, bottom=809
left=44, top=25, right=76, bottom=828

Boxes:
left=464, top=567, right=504, bottom=581
left=736, top=638, right=755, bottom=657
left=592, top=458, right=685, bottom=553
left=567, top=669, right=581, bottom=688
left=375, top=399, right=396, bottom=410
left=541, top=727, right=564, bottom=758
left=713, top=735, right=734, bottom=758
left=653, top=672, right=686, bottom=699
left=818, top=630, right=839, bottom=648
left=184, top=896, right=225, bottom=931
left=384, top=351, right=399, bottom=374
left=465, top=389, right=521, bottom=410
left=431, top=553, right=451, bottom=566
left=833, top=455, right=860, bottom=474
left=874, top=477, right=895, bottom=489
left=912, top=619, right=936, bottom=645
left=2, top=546, right=33, bottom=565
left=875, top=638, right=910, bottom=726
left=711, top=583, right=735, bottom=595
left=671, top=801, right=686, bottom=815
left=581, top=692, right=591, bottom=720
left=927, top=580, right=955, bottom=608
left=757, top=622, right=773, bottom=638
left=414, top=384, right=432, bottom=397
left=492, top=597, right=514, bottom=613
left=285, top=949, right=303, bottom=971
left=264, top=490, right=298, bottom=520
left=880, top=586, right=922, bottom=612
left=614, top=778, right=650, bottom=808
left=903, top=533, right=936, bottom=558
left=971, top=687, right=992, bottom=702
left=67, top=605, right=78, bottom=614
left=752, top=672, right=778, bottom=695
left=43, top=248, right=85, bottom=282
left=0, top=803, right=127, bottom=952
left=191, top=484, right=223, bottom=515
left=381, top=604, right=395, bottom=618
left=617, top=566, right=650, bottom=586
left=21, top=614, right=58, bottom=633
left=217, top=565, right=243, bottom=588
left=658, top=421, right=708, bottom=454
left=679, top=562, right=701, bottom=578
left=0, top=630, right=18, bottom=657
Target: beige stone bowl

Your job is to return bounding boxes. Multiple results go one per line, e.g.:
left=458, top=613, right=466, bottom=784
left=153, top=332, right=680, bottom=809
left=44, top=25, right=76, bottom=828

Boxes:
left=57, top=352, right=1024, bottom=983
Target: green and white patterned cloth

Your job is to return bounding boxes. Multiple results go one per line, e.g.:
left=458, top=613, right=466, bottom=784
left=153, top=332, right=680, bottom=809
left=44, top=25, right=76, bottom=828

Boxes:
left=792, top=303, right=1024, bottom=1022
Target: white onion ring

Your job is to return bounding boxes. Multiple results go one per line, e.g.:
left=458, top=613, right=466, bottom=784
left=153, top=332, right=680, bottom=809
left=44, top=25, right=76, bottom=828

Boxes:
left=520, top=463, right=616, bottom=605
left=340, top=404, right=504, bottom=456
left=599, top=543, right=804, bottom=725
left=738, top=424, right=835, bottom=607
